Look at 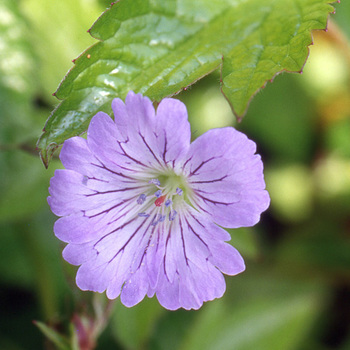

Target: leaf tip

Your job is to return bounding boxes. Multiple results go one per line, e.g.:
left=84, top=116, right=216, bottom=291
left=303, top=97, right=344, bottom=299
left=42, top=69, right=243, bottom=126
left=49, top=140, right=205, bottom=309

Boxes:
left=37, top=137, right=59, bottom=169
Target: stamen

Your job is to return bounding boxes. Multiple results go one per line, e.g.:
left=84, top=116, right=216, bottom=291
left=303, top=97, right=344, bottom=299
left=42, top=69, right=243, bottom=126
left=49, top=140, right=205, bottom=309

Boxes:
left=154, top=189, right=162, bottom=198
left=149, top=179, right=161, bottom=186
left=151, top=214, right=166, bottom=226
left=169, top=210, right=177, bottom=221
left=151, top=215, right=159, bottom=226
left=176, top=188, right=183, bottom=196
left=137, top=194, right=147, bottom=204
left=155, top=195, right=166, bottom=207
left=136, top=180, right=183, bottom=223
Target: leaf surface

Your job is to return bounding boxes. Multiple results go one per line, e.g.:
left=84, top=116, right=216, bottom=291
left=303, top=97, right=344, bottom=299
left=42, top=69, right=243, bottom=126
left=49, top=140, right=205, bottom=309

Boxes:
left=179, top=294, right=323, bottom=350
left=37, top=0, right=335, bottom=166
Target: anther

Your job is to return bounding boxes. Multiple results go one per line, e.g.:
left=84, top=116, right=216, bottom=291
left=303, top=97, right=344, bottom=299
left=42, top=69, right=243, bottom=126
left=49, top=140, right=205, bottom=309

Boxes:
left=149, top=179, right=161, bottom=186
left=169, top=210, right=177, bottom=221
left=138, top=212, right=150, bottom=217
left=137, top=194, right=147, bottom=204
left=151, top=215, right=159, bottom=226
left=165, top=199, right=172, bottom=207
left=176, top=188, right=183, bottom=196
left=154, top=189, right=162, bottom=198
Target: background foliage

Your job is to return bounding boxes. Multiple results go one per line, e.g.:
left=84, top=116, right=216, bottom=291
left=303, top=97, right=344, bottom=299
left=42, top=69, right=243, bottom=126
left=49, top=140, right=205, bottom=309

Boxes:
left=0, top=0, right=349, bottom=349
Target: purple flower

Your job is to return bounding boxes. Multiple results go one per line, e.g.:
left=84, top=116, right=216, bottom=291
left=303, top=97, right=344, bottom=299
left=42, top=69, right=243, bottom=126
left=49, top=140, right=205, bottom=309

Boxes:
left=48, top=91, right=269, bottom=310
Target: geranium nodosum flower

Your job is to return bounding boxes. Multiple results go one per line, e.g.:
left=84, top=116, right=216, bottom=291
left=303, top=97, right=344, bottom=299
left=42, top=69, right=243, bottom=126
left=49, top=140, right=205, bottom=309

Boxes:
left=48, top=91, right=270, bottom=310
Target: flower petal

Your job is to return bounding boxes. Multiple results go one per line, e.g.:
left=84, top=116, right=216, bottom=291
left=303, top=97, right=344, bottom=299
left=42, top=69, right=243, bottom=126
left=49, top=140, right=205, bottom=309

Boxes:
left=120, top=264, right=149, bottom=307
left=62, top=242, right=97, bottom=266
left=112, top=91, right=156, bottom=141
left=182, top=208, right=245, bottom=275
left=76, top=257, right=118, bottom=293
left=112, top=92, right=164, bottom=170
left=154, top=98, right=191, bottom=169
left=48, top=167, right=144, bottom=231
left=48, top=169, right=95, bottom=216
left=145, top=229, right=166, bottom=289
left=112, top=92, right=191, bottom=172
left=184, top=127, right=270, bottom=228
left=70, top=216, right=155, bottom=299
left=152, top=207, right=243, bottom=310
left=60, top=137, right=100, bottom=177
left=87, top=112, right=141, bottom=172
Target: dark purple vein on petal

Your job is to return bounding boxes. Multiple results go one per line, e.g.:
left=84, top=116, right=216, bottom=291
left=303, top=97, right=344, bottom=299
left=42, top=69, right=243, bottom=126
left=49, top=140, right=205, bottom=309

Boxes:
left=134, top=222, right=157, bottom=271
left=107, top=216, right=151, bottom=264
left=179, top=219, right=189, bottom=266
left=182, top=156, right=193, bottom=172
left=195, top=191, right=237, bottom=206
left=84, top=196, right=136, bottom=219
left=184, top=216, right=209, bottom=251
left=92, top=216, right=139, bottom=250
left=189, top=157, right=216, bottom=177
left=189, top=174, right=229, bottom=184
left=162, top=133, right=168, bottom=164
left=92, top=163, right=139, bottom=181
left=188, top=197, right=213, bottom=216
left=138, top=132, right=164, bottom=167
left=85, top=185, right=148, bottom=197
left=117, top=140, right=150, bottom=168
left=163, top=220, right=175, bottom=281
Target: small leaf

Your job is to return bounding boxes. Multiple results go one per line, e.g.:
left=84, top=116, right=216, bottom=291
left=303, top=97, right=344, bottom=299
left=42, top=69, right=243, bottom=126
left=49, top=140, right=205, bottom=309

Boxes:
left=33, top=321, right=70, bottom=350
left=37, top=0, right=335, bottom=166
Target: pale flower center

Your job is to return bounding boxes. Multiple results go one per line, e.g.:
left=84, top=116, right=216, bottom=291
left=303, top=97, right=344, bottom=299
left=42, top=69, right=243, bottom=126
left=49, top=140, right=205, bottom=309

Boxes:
left=136, top=171, right=190, bottom=225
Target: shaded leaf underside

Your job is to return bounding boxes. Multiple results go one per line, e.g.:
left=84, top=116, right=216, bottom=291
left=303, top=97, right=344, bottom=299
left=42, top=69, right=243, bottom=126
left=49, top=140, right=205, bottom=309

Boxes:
left=37, top=0, right=335, bottom=167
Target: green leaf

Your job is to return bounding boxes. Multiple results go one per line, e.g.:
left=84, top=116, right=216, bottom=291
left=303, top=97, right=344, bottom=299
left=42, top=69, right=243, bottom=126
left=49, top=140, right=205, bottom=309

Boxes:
left=178, top=291, right=324, bottom=350
left=111, top=298, right=165, bottom=350
left=0, top=0, right=33, bottom=99
left=0, top=150, right=56, bottom=222
left=37, top=0, right=335, bottom=166
left=0, top=1, right=57, bottom=222
left=0, top=0, right=36, bottom=145
left=33, top=321, right=70, bottom=350
left=21, top=0, right=102, bottom=101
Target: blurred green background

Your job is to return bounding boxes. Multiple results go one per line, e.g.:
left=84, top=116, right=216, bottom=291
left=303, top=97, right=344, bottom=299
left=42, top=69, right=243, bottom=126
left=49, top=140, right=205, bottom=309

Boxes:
left=1, top=0, right=349, bottom=349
